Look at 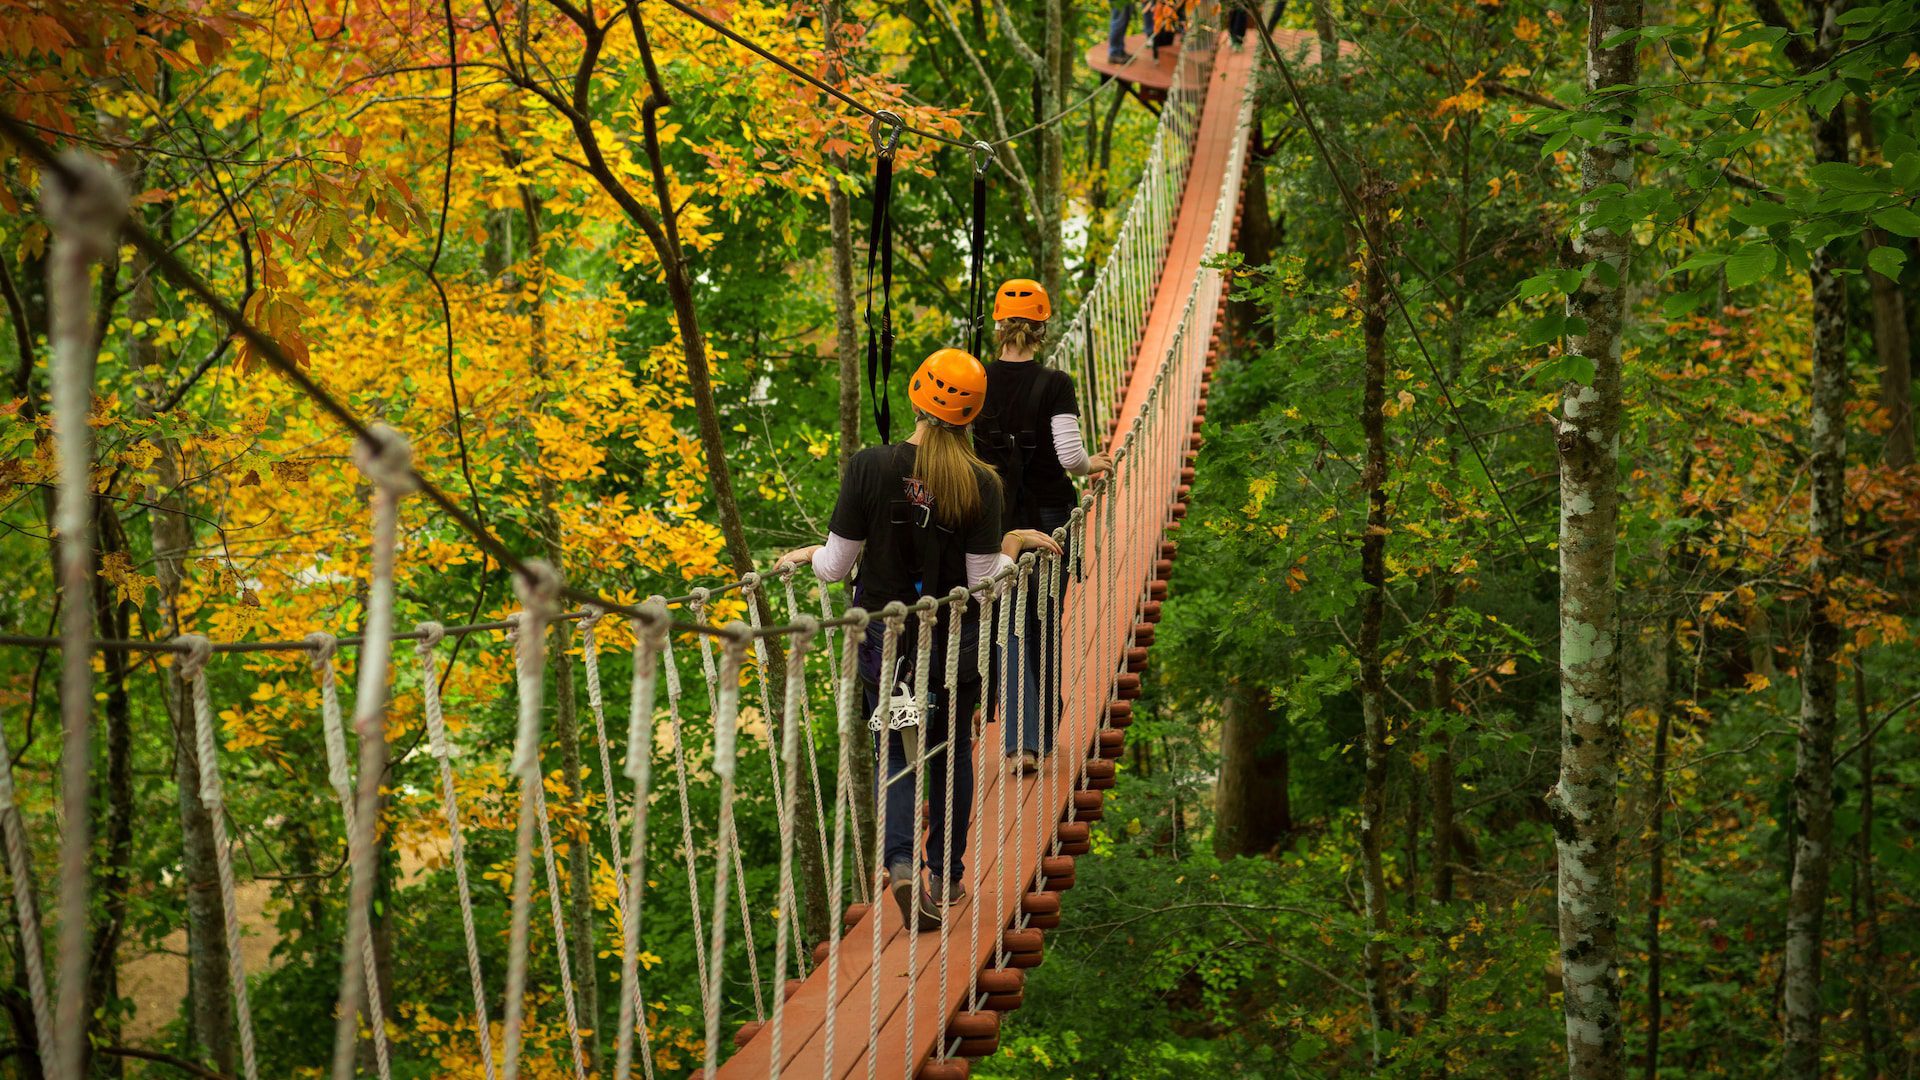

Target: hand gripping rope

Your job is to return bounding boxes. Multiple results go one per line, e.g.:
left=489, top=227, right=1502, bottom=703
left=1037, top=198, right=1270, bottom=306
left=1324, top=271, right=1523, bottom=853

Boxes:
left=865, top=111, right=904, bottom=444
left=967, top=142, right=994, bottom=359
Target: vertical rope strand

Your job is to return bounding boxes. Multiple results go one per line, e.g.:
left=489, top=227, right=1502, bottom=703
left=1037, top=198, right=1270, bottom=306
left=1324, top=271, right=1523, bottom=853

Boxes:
left=660, top=619, right=714, bottom=1012
left=822, top=609, right=866, bottom=1080
left=935, top=588, right=966, bottom=1063
left=306, top=633, right=393, bottom=1079
left=44, top=154, right=124, bottom=1080
left=0, top=719, right=56, bottom=1070
left=703, top=628, right=750, bottom=1078
left=500, top=560, right=562, bottom=1080
left=174, top=636, right=260, bottom=1080
left=615, top=605, right=667, bottom=1080
left=866, top=608, right=902, bottom=1080
left=415, top=622, right=497, bottom=1080
left=770, top=617, right=818, bottom=1074
left=329, top=425, right=415, bottom=1080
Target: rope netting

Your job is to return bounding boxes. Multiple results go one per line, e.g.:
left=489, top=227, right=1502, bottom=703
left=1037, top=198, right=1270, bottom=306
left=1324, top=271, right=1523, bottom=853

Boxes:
left=2, top=8, right=1252, bottom=1078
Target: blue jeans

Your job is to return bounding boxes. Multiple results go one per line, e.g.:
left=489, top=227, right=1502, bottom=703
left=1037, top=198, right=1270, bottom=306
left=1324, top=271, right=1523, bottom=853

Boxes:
left=863, top=641, right=980, bottom=881
left=1106, top=4, right=1155, bottom=57
left=995, top=507, right=1073, bottom=756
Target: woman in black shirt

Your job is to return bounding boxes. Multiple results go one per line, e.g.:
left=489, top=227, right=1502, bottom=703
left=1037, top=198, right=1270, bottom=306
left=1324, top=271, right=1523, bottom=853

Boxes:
left=974, top=280, right=1113, bottom=774
left=777, top=348, right=1058, bottom=930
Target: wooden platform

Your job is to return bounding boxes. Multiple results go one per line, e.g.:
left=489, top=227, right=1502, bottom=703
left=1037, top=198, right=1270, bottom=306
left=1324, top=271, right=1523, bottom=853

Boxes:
left=715, top=34, right=1257, bottom=1080
left=1087, top=28, right=1354, bottom=93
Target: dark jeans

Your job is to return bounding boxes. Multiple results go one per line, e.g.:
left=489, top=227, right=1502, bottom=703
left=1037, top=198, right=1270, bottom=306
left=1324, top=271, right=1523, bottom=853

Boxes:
left=994, top=506, right=1073, bottom=756
left=1106, top=3, right=1155, bottom=57
left=864, top=674, right=980, bottom=881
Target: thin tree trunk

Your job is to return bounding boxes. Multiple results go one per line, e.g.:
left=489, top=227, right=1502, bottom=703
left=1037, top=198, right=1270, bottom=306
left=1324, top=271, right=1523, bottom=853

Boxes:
left=1857, top=99, right=1913, bottom=468
left=1356, top=179, right=1395, bottom=1055
left=89, top=508, right=135, bottom=1078
left=1783, top=97, right=1849, bottom=1080
left=627, top=17, right=833, bottom=941
left=1546, top=6, right=1637, bottom=1078
left=1040, top=0, right=1067, bottom=300
left=517, top=185, right=601, bottom=1067
left=1212, top=682, right=1290, bottom=858
left=1848, top=658, right=1881, bottom=1075
left=1427, top=578, right=1456, bottom=1021
left=1644, top=624, right=1674, bottom=1080
left=132, top=257, right=232, bottom=1073
left=824, top=0, right=876, bottom=869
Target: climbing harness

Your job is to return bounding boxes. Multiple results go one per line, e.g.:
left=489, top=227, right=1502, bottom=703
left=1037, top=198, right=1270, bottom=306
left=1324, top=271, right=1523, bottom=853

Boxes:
left=865, top=110, right=905, bottom=444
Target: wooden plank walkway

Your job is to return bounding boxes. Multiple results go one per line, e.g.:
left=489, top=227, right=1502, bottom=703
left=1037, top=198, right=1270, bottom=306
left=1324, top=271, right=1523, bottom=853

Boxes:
left=717, top=32, right=1256, bottom=1080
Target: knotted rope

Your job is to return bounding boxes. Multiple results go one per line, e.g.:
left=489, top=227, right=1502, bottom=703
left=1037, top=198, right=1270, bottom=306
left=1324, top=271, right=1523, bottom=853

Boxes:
left=903, top=595, right=937, bottom=1080
left=46, top=152, right=125, bottom=1080
left=306, top=632, right=393, bottom=1080
left=414, top=621, right=497, bottom=1080
left=614, top=605, right=667, bottom=1080
left=514, top=611, right=590, bottom=1080
left=579, top=607, right=631, bottom=920
left=175, top=634, right=261, bottom=1080
left=866, top=607, right=904, bottom=1080
left=501, top=560, right=562, bottom=1080
left=934, top=587, right=967, bottom=1066
left=768, top=615, right=818, bottom=1073
left=821, top=606, right=868, bottom=1079
left=0, top=704, right=56, bottom=1070
left=742, top=576, right=807, bottom=978
left=703, top=627, right=752, bottom=1077
left=329, top=424, right=416, bottom=1080
left=658, top=615, right=714, bottom=1012
left=693, top=590, right=767, bottom=1023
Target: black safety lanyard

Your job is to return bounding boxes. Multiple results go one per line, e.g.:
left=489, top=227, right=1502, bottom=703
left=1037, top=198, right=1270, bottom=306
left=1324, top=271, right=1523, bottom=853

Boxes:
left=864, top=113, right=904, bottom=445
left=967, top=141, right=993, bottom=358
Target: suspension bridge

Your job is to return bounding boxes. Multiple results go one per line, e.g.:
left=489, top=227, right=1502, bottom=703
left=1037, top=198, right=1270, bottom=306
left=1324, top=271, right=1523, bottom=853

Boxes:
left=0, top=11, right=1305, bottom=1079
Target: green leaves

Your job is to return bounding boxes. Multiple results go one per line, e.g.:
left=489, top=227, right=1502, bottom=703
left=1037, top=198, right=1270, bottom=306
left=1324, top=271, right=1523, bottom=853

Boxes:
left=1729, top=200, right=1797, bottom=228
left=1724, top=244, right=1778, bottom=289
left=1808, top=161, right=1892, bottom=194
left=1867, top=244, right=1907, bottom=281
left=1871, top=206, right=1920, bottom=238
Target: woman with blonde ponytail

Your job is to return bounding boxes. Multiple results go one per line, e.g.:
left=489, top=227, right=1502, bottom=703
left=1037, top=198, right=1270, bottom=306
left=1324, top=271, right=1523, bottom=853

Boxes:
left=976, top=279, right=1112, bottom=774
left=777, top=348, right=1058, bottom=931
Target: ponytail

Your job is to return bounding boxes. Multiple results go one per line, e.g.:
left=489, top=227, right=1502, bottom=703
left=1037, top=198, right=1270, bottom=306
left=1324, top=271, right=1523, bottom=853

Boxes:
left=914, top=420, right=1001, bottom=528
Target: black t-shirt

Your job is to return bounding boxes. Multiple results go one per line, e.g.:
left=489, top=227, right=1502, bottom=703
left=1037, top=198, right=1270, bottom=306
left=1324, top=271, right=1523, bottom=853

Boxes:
left=830, top=443, right=1003, bottom=612
left=974, top=360, right=1081, bottom=530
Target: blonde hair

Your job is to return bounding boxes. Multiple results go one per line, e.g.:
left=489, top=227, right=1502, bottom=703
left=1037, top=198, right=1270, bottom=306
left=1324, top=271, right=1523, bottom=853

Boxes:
left=995, top=317, right=1048, bottom=357
left=914, top=417, right=1002, bottom=528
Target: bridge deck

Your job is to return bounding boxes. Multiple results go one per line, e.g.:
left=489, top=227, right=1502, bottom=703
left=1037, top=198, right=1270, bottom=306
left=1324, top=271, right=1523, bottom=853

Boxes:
left=717, top=33, right=1255, bottom=1080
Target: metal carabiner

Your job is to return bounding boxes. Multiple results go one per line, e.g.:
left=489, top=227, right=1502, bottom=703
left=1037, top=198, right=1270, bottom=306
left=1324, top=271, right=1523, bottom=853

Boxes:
left=971, top=140, right=995, bottom=178
left=870, top=110, right=906, bottom=160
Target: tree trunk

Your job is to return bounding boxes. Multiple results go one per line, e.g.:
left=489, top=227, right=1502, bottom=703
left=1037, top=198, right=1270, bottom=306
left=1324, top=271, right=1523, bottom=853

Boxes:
left=1783, top=98, right=1849, bottom=1080
left=131, top=257, right=232, bottom=1073
left=1039, top=0, right=1067, bottom=301
left=1848, top=659, right=1881, bottom=1077
left=1230, top=152, right=1277, bottom=352
left=824, top=0, right=876, bottom=869
left=1427, top=578, right=1457, bottom=1020
left=1212, top=682, right=1290, bottom=858
left=1547, top=6, right=1636, bottom=1079
left=89, top=508, right=135, bottom=1077
left=1644, top=624, right=1674, bottom=1080
left=1856, top=100, right=1913, bottom=468
left=1356, top=180, right=1395, bottom=1055
left=518, top=185, right=601, bottom=1068
left=626, top=18, right=833, bottom=941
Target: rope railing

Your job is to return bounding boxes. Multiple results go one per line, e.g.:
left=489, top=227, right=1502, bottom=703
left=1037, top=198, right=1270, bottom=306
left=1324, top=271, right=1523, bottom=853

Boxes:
left=2, top=8, right=1250, bottom=1078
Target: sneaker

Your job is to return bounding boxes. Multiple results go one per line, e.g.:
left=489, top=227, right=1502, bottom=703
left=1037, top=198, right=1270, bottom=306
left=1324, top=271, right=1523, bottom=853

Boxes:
left=1107, top=49, right=1133, bottom=64
left=928, top=872, right=968, bottom=906
left=1010, top=749, right=1041, bottom=776
left=889, top=862, right=943, bottom=932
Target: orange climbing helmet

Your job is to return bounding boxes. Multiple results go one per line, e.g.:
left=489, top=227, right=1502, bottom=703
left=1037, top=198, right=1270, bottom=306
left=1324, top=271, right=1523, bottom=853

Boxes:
left=909, top=348, right=987, bottom=427
left=993, top=278, right=1051, bottom=322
